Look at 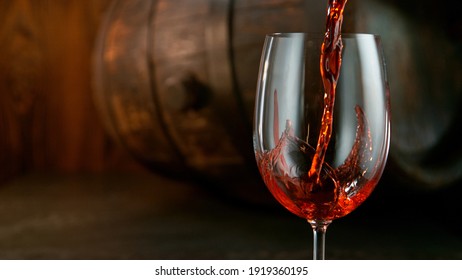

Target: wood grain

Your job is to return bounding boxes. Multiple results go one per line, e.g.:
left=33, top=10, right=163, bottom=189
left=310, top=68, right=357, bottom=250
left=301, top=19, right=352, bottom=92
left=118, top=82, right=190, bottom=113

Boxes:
left=0, top=0, right=146, bottom=184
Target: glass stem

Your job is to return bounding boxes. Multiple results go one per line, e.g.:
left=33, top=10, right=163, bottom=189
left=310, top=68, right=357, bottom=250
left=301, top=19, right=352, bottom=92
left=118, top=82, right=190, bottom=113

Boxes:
left=309, top=220, right=331, bottom=260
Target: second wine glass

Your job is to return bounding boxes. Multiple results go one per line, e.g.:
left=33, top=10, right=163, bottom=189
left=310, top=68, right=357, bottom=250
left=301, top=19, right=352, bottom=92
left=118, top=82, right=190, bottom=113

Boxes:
left=253, top=33, right=391, bottom=259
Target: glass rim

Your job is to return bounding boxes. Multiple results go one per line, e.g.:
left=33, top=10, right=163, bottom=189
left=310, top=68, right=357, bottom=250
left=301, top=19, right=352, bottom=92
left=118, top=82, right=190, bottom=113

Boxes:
left=265, top=32, right=381, bottom=39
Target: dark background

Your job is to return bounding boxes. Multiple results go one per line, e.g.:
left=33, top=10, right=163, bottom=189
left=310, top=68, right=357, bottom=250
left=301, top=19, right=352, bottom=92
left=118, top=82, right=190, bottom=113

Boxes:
left=0, top=0, right=461, bottom=259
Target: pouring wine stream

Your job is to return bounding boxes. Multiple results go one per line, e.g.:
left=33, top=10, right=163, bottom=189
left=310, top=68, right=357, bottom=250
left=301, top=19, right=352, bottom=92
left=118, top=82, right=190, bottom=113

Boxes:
left=308, top=0, right=348, bottom=260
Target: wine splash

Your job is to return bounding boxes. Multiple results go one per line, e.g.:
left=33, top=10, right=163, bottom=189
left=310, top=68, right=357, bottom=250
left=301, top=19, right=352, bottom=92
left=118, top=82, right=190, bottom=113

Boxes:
left=256, top=91, right=374, bottom=221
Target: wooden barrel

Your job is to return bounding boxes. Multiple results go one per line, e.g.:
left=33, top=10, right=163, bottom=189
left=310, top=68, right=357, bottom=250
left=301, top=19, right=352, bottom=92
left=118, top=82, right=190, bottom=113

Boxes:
left=93, top=0, right=462, bottom=198
left=92, top=0, right=328, bottom=203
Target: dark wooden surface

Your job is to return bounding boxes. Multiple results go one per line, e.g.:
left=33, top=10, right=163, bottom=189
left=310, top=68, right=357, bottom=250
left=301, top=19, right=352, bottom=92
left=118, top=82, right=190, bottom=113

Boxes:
left=0, top=172, right=460, bottom=260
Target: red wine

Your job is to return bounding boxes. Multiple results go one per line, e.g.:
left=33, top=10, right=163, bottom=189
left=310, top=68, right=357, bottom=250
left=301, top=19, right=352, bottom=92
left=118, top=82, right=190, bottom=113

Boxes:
left=256, top=103, right=376, bottom=221
left=309, top=0, right=348, bottom=184
left=257, top=0, right=377, bottom=221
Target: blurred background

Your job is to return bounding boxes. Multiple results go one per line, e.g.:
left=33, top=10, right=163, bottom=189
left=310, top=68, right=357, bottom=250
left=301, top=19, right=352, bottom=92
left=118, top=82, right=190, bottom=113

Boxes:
left=0, top=0, right=461, bottom=259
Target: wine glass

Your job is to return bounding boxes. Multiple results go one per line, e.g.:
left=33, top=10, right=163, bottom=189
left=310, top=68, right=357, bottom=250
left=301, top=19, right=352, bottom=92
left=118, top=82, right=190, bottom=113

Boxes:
left=253, top=33, right=391, bottom=260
